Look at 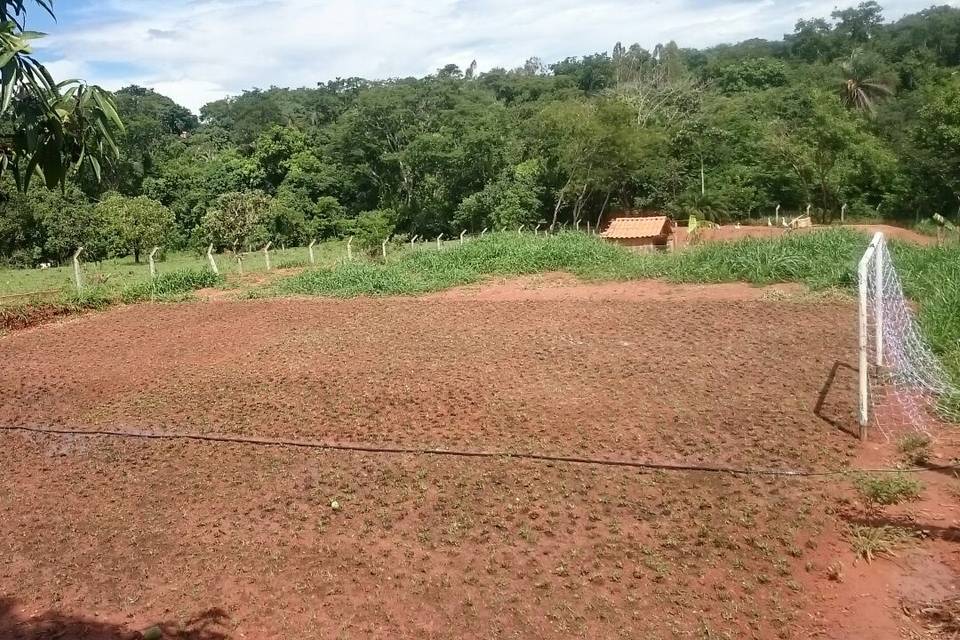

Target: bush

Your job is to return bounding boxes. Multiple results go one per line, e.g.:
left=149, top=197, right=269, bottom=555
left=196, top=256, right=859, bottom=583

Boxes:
left=854, top=473, right=923, bottom=506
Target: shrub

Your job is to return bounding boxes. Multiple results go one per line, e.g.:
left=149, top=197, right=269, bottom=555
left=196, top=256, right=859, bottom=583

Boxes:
left=854, top=473, right=923, bottom=506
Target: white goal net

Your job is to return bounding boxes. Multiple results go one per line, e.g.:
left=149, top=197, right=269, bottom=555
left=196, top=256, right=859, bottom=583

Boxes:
left=859, top=232, right=960, bottom=441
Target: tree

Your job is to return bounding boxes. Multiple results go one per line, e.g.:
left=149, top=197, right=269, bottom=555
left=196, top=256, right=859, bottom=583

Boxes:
left=349, top=209, right=395, bottom=254
left=0, top=1, right=124, bottom=190
left=839, top=49, right=893, bottom=114
left=832, top=2, right=884, bottom=44
left=97, top=193, right=177, bottom=262
left=198, top=191, right=272, bottom=251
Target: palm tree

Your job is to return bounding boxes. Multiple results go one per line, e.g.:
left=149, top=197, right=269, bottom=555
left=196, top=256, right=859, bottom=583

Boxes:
left=839, top=49, right=893, bottom=114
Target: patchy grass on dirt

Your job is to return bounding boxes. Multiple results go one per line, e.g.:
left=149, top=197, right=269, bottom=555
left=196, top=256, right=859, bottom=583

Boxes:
left=847, top=524, right=913, bottom=563
left=854, top=473, right=924, bottom=506
left=277, top=229, right=960, bottom=387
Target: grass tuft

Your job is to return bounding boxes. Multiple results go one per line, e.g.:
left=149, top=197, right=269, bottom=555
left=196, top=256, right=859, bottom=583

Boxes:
left=854, top=473, right=923, bottom=506
left=898, top=434, right=933, bottom=466
left=847, top=524, right=912, bottom=563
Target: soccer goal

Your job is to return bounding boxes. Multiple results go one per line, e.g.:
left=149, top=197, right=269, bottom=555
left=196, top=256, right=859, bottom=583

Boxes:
left=858, top=232, right=959, bottom=441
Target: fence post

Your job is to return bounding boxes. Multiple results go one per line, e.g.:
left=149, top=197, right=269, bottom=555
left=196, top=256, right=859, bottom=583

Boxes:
left=875, top=239, right=884, bottom=367
left=775, top=204, right=781, bottom=225
left=410, top=235, right=417, bottom=249
left=585, top=221, right=590, bottom=235
left=806, top=204, right=812, bottom=218
left=263, top=242, right=272, bottom=271
left=206, top=244, right=219, bottom=275
left=481, top=228, right=488, bottom=237
left=236, top=253, right=244, bottom=276
left=858, top=248, right=871, bottom=440
left=382, top=238, right=388, bottom=259
left=72, top=247, right=84, bottom=294
left=518, top=225, right=525, bottom=236
left=436, top=234, right=444, bottom=249
left=347, top=236, right=354, bottom=261
left=149, top=247, right=160, bottom=280
left=308, top=239, right=317, bottom=265
left=841, top=204, right=848, bottom=224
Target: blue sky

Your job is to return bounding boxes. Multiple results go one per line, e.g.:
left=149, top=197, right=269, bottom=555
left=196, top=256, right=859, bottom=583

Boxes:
left=28, top=0, right=959, bottom=112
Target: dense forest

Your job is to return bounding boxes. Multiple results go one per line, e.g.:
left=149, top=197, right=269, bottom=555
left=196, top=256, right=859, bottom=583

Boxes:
left=3, top=2, right=960, bottom=266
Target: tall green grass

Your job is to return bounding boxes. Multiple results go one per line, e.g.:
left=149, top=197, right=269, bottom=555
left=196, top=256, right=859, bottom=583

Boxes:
left=280, top=229, right=871, bottom=296
left=119, top=268, right=222, bottom=303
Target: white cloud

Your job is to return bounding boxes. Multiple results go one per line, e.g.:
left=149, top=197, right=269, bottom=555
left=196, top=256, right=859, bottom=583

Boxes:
left=37, top=0, right=960, bottom=112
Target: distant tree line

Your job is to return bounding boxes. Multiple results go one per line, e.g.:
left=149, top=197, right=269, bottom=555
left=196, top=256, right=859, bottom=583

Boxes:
left=3, top=2, right=960, bottom=267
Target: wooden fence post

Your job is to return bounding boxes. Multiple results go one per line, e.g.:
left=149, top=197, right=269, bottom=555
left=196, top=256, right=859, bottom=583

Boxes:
left=263, top=242, right=272, bottom=271
left=347, top=236, right=354, bottom=261
left=149, top=247, right=160, bottom=280
left=382, top=238, right=389, bottom=259
left=410, top=235, right=418, bottom=249
left=775, top=204, right=781, bottom=225
left=207, top=244, right=219, bottom=275
left=436, top=234, right=444, bottom=249
left=841, top=204, right=848, bottom=224
left=308, top=239, right=317, bottom=265
left=481, top=228, right=488, bottom=237
left=72, top=247, right=84, bottom=294
left=460, top=230, right=466, bottom=246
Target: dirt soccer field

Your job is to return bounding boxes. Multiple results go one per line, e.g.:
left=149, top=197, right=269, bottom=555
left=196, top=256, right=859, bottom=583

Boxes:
left=1, top=280, right=951, bottom=639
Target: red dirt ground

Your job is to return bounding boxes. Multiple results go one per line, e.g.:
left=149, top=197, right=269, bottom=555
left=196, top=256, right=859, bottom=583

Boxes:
left=0, top=280, right=955, bottom=639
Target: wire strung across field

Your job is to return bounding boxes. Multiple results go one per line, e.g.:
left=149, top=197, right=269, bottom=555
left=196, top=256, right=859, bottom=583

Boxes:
left=2, top=424, right=958, bottom=478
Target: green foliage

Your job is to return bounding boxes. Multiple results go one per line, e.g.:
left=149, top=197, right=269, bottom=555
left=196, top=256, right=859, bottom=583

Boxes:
left=0, top=1, right=124, bottom=191
left=349, top=209, right=396, bottom=253
left=710, top=58, right=788, bottom=94
left=96, top=193, right=178, bottom=262
left=198, top=191, right=272, bottom=250
left=854, top=473, right=923, bottom=506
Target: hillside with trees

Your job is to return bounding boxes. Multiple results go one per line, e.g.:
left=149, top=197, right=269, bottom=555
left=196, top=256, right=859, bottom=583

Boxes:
left=3, top=1, right=960, bottom=266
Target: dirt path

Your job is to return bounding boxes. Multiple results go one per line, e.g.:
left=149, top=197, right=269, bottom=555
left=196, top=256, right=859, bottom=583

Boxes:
left=0, top=281, right=954, bottom=639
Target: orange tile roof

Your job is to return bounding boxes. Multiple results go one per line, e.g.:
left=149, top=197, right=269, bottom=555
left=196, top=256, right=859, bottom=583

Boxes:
left=601, top=216, right=672, bottom=239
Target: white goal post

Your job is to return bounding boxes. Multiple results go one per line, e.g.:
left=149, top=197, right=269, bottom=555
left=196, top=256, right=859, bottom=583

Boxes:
left=857, top=232, right=885, bottom=440
left=857, top=231, right=959, bottom=441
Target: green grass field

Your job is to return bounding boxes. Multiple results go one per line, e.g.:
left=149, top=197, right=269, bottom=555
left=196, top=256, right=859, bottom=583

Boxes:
left=0, top=240, right=350, bottom=300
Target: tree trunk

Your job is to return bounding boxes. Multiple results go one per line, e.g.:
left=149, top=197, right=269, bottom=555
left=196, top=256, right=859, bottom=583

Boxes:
left=134, top=248, right=140, bottom=264
left=700, top=155, right=705, bottom=196
left=550, top=179, right=572, bottom=230
left=572, top=182, right=589, bottom=226
left=596, top=189, right=612, bottom=230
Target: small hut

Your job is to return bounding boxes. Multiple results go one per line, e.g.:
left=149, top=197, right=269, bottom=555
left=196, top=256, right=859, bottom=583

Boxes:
left=601, top=216, right=675, bottom=252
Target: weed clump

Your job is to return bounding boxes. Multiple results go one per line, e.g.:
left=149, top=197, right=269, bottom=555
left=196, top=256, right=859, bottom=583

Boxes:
left=854, top=473, right=923, bottom=506
left=898, top=434, right=933, bottom=466
left=847, top=524, right=912, bottom=562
